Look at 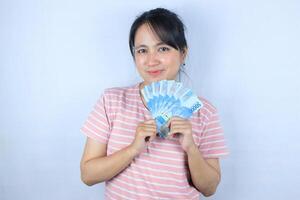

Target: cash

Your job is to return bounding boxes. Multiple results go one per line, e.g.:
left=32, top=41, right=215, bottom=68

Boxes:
left=141, top=80, right=203, bottom=138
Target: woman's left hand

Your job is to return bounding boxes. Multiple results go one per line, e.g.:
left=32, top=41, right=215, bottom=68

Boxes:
left=167, top=116, right=196, bottom=153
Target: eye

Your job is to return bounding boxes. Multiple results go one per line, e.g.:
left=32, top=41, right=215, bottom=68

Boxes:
left=136, top=48, right=147, bottom=54
left=158, top=46, right=170, bottom=52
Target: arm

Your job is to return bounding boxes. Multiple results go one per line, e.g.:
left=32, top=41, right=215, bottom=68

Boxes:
left=186, top=144, right=221, bottom=196
left=80, top=119, right=157, bottom=186
left=80, top=138, right=137, bottom=186
left=167, top=117, right=221, bottom=196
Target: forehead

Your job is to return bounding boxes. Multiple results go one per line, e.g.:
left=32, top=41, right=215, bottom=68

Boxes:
left=134, top=23, right=162, bottom=46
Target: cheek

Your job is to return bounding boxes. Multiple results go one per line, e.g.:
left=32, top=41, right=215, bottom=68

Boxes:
left=162, top=53, right=181, bottom=65
left=134, top=56, right=146, bottom=67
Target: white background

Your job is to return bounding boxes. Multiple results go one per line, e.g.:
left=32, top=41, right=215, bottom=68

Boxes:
left=1, top=0, right=300, bottom=199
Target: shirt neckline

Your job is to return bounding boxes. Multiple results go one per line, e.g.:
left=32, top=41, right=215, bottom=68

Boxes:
left=135, top=82, right=152, bottom=116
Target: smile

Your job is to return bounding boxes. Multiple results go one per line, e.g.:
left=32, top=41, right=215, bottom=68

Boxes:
left=147, top=70, right=164, bottom=76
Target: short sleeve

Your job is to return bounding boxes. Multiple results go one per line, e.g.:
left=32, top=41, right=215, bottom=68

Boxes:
left=80, top=93, right=111, bottom=144
left=199, top=109, right=229, bottom=158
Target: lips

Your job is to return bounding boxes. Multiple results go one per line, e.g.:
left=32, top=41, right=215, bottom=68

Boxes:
left=147, top=69, right=164, bottom=76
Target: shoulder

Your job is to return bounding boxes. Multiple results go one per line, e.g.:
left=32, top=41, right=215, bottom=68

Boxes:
left=193, top=96, right=219, bottom=122
left=102, top=83, right=139, bottom=102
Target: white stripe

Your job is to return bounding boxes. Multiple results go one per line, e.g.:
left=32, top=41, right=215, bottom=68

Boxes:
left=105, top=88, right=138, bottom=94
left=201, top=139, right=225, bottom=145
left=85, top=120, right=105, bottom=133
left=108, top=139, right=130, bottom=146
left=131, top=162, right=185, bottom=176
left=136, top=157, right=186, bottom=170
left=203, top=115, right=210, bottom=121
left=108, top=99, right=140, bottom=109
left=95, top=102, right=105, bottom=112
left=106, top=187, right=134, bottom=200
left=206, top=120, right=221, bottom=125
left=201, top=133, right=223, bottom=139
left=90, top=115, right=109, bottom=128
left=201, top=146, right=228, bottom=151
left=192, top=127, right=205, bottom=133
left=118, top=173, right=190, bottom=189
left=202, top=102, right=217, bottom=113
left=112, top=127, right=135, bottom=134
left=116, top=112, right=145, bottom=121
left=109, top=105, right=145, bottom=117
left=105, top=93, right=140, bottom=102
left=105, top=192, right=119, bottom=200
left=199, top=107, right=213, bottom=120
left=147, top=145, right=184, bottom=155
left=81, top=125, right=107, bottom=140
left=108, top=182, right=159, bottom=199
left=204, top=152, right=229, bottom=157
left=204, top=126, right=222, bottom=133
left=200, top=106, right=213, bottom=115
left=146, top=152, right=185, bottom=162
left=110, top=132, right=134, bottom=139
left=125, top=166, right=187, bottom=183
left=190, top=121, right=204, bottom=127
left=109, top=180, right=195, bottom=197
left=113, top=118, right=138, bottom=127
left=190, top=193, right=200, bottom=200
left=88, top=115, right=109, bottom=129
left=106, top=92, right=139, bottom=97
left=93, top=108, right=109, bottom=121
left=151, top=141, right=181, bottom=148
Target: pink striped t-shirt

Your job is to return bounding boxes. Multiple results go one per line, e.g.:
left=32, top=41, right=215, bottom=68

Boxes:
left=80, top=82, right=229, bottom=200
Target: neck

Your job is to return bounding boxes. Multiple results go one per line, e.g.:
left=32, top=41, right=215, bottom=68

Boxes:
left=138, top=82, right=149, bottom=111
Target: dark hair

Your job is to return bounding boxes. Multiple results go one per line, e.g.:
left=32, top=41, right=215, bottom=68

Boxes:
left=129, top=8, right=187, bottom=57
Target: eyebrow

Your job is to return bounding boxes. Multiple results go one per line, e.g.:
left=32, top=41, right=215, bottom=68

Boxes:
left=134, top=42, right=166, bottom=49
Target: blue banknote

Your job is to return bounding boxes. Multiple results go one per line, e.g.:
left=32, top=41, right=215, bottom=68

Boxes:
left=141, top=80, right=203, bottom=138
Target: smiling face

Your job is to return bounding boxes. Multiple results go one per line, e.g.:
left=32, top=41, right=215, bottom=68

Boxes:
left=133, top=23, right=187, bottom=87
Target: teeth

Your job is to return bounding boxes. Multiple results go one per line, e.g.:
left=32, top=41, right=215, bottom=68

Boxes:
left=140, top=80, right=203, bottom=138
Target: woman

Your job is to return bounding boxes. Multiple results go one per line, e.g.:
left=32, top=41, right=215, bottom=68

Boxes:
left=80, top=8, right=229, bottom=199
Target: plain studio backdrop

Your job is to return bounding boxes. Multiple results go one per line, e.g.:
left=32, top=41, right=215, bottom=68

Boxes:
left=1, top=0, right=299, bottom=199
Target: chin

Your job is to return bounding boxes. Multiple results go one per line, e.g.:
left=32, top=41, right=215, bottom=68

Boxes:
left=147, top=77, right=165, bottom=83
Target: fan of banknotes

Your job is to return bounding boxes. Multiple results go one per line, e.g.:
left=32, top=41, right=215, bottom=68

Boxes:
left=141, top=80, right=203, bottom=138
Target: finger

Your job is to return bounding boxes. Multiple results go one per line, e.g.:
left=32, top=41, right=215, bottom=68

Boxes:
left=140, top=127, right=157, bottom=133
left=142, top=124, right=157, bottom=129
left=144, top=119, right=156, bottom=125
left=171, top=118, right=189, bottom=125
left=170, top=123, right=190, bottom=130
left=167, top=117, right=187, bottom=127
left=171, top=116, right=185, bottom=120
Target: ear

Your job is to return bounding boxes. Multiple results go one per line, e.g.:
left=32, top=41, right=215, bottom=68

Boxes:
left=181, top=47, right=188, bottom=62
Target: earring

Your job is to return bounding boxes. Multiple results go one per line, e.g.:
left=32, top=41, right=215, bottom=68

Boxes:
left=180, top=63, right=186, bottom=69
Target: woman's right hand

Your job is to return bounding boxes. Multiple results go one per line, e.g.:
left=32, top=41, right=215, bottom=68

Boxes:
left=129, top=119, right=157, bottom=156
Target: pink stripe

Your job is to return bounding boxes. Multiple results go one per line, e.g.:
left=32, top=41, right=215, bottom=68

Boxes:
left=80, top=127, right=107, bottom=143
left=87, top=115, right=109, bottom=130
left=204, top=128, right=223, bottom=135
left=115, top=174, right=194, bottom=194
left=201, top=148, right=230, bottom=157
left=134, top=157, right=187, bottom=172
left=201, top=140, right=226, bottom=149
left=108, top=180, right=195, bottom=199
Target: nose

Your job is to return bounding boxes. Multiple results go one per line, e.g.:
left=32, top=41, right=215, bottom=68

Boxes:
left=146, top=51, right=160, bottom=67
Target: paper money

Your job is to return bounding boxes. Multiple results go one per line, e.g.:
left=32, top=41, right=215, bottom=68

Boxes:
left=141, top=80, right=203, bottom=138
